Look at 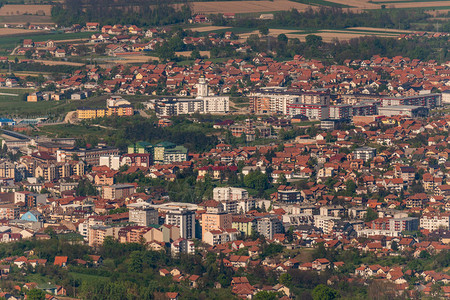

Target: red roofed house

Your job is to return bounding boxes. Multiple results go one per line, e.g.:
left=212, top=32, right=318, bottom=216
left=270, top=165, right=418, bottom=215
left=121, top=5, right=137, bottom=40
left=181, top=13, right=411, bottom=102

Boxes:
left=54, top=256, right=68, bottom=267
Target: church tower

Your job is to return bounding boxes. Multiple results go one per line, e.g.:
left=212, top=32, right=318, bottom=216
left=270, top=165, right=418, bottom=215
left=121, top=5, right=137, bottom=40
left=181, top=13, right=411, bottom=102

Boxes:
left=197, top=76, right=208, bottom=98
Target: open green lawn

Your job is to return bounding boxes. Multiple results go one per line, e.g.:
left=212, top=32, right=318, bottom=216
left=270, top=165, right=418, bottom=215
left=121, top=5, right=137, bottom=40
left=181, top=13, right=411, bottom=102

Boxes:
left=37, top=124, right=112, bottom=138
left=0, top=92, right=150, bottom=119
left=68, top=272, right=109, bottom=282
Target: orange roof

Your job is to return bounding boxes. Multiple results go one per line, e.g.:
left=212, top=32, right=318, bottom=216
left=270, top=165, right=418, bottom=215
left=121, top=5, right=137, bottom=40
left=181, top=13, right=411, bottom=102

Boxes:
left=54, top=256, right=68, bottom=266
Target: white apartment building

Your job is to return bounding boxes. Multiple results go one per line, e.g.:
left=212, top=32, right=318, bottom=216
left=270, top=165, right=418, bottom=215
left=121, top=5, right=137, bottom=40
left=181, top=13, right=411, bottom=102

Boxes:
left=165, top=209, right=196, bottom=239
left=171, top=238, right=195, bottom=256
left=213, top=187, right=249, bottom=202
left=314, top=215, right=340, bottom=235
left=129, top=206, right=158, bottom=227
left=420, top=213, right=450, bottom=231
left=99, top=155, right=121, bottom=170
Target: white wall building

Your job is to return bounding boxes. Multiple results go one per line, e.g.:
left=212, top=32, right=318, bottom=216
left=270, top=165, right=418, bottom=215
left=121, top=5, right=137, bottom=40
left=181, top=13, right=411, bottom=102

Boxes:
left=420, top=213, right=450, bottom=231
left=99, top=155, right=121, bottom=170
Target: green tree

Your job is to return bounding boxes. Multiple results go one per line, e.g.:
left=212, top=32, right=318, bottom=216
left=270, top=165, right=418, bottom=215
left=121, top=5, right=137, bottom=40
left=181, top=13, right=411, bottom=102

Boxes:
left=258, top=25, right=269, bottom=36
left=279, top=273, right=292, bottom=286
left=277, top=33, right=288, bottom=44
left=312, top=284, right=339, bottom=300
left=25, top=50, right=33, bottom=59
left=305, top=34, right=323, bottom=48
left=254, top=290, right=278, bottom=300
left=344, top=180, right=356, bottom=196
left=277, top=173, right=288, bottom=185
left=129, top=251, right=143, bottom=273
left=365, top=207, right=378, bottom=222
left=391, top=240, right=398, bottom=251
left=243, top=170, right=269, bottom=195
left=190, top=49, right=201, bottom=60
left=27, top=289, right=45, bottom=300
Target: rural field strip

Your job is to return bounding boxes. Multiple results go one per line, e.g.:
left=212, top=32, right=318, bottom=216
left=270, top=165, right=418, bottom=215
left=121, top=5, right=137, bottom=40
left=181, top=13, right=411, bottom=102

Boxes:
left=190, top=0, right=311, bottom=14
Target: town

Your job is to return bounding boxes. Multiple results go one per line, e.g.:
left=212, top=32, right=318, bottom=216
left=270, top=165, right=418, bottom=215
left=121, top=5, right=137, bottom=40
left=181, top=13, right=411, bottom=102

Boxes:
left=1, top=0, right=450, bottom=300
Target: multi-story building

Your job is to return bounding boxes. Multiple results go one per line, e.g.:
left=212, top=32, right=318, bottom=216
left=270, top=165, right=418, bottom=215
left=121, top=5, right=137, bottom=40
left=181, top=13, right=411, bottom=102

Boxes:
left=420, top=213, right=450, bottom=231
left=287, top=103, right=329, bottom=120
left=88, top=225, right=116, bottom=247
left=165, top=209, right=196, bottom=239
left=153, top=142, right=188, bottom=164
left=129, top=205, right=158, bottom=227
left=275, top=185, right=301, bottom=203
left=369, top=217, right=419, bottom=232
left=201, top=212, right=232, bottom=238
left=329, top=104, right=352, bottom=120
left=102, top=184, right=136, bottom=200
left=213, top=187, right=249, bottom=202
left=14, top=191, right=46, bottom=207
left=0, top=161, right=15, bottom=179
left=78, top=96, right=134, bottom=119
left=319, top=205, right=345, bottom=217
left=353, top=147, right=376, bottom=162
left=314, top=215, right=340, bottom=235
left=378, top=105, right=429, bottom=118
left=171, top=238, right=195, bottom=256
left=0, top=204, right=19, bottom=220
left=381, top=93, right=441, bottom=108
left=256, top=216, right=284, bottom=239
left=121, top=153, right=152, bottom=168
left=202, top=228, right=239, bottom=246
left=56, top=147, right=120, bottom=166
left=127, top=141, right=153, bottom=154
left=77, top=108, right=107, bottom=119
left=232, top=215, right=256, bottom=236
left=99, top=155, right=121, bottom=170
left=118, top=226, right=150, bottom=243
left=251, top=89, right=330, bottom=115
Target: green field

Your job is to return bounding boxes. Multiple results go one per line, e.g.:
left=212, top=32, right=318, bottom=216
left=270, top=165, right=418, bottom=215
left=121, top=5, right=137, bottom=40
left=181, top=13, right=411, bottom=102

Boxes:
left=69, top=272, right=109, bottom=282
left=37, top=124, right=112, bottom=138
left=0, top=31, right=94, bottom=53
left=0, top=90, right=150, bottom=119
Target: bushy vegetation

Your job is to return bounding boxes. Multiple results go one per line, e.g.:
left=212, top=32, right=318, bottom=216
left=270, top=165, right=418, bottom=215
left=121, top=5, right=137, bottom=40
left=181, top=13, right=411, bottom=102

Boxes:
left=93, top=115, right=219, bottom=153
left=213, top=7, right=430, bottom=31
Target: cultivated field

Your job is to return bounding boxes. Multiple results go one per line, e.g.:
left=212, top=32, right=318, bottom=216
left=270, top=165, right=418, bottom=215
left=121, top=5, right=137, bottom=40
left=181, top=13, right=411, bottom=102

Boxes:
left=347, top=27, right=416, bottom=33
left=324, top=0, right=379, bottom=9
left=0, top=5, right=52, bottom=16
left=176, top=50, right=211, bottom=58
left=0, top=28, right=44, bottom=36
left=189, top=26, right=232, bottom=32
left=286, top=30, right=400, bottom=42
left=236, top=27, right=404, bottom=42
left=0, top=15, right=53, bottom=25
left=385, top=1, right=450, bottom=8
left=327, top=0, right=450, bottom=9
left=33, top=60, right=86, bottom=67
left=190, top=0, right=311, bottom=14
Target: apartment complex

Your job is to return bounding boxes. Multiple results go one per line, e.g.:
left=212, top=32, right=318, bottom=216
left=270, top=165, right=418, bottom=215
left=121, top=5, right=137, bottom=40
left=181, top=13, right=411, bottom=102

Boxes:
left=165, top=209, right=196, bottom=239
left=129, top=205, right=158, bottom=227
left=77, top=96, right=134, bottom=120
left=153, top=142, right=188, bottom=164
left=153, top=77, right=229, bottom=117
left=102, top=184, right=136, bottom=200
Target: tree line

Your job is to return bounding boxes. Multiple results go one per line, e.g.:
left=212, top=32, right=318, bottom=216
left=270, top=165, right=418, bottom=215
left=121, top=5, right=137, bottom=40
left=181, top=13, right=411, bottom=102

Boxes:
left=52, top=0, right=191, bottom=27
left=212, top=7, right=430, bottom=31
